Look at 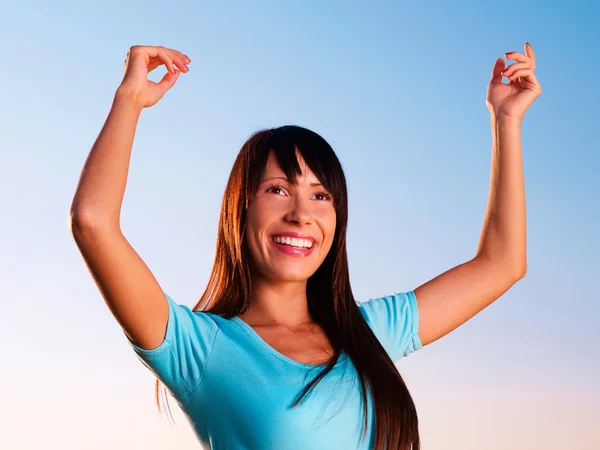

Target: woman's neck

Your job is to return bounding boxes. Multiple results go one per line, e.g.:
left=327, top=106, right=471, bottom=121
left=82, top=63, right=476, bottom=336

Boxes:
left=238, top=277, right=314, bottom=329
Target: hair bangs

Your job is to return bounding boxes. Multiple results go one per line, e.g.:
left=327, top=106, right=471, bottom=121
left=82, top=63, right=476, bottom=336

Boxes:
left=251, top=126, right=346, bottom=213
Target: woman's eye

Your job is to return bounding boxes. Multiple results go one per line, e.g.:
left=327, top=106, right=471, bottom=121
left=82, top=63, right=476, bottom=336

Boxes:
left=266, top=185, right=286, bottom=195
left=314, top=192, right=332, bottom=201
left=265, top=184, right=331, bottom=201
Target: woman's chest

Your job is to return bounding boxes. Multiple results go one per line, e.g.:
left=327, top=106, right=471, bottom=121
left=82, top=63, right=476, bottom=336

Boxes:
left=185, top=353, right=371, bottom=450
left=251, top=325, right=335, bottom=366
left=178, top=320, right=374, bottom=449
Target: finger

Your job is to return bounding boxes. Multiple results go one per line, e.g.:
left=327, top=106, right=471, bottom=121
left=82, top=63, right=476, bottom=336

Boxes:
left=167, top=48, right=192, bottom=64
left=165, top=49, right=190, bottom=73
left=502, top=62, right=530, bottom=78
left=147, top=57, right=164, bottom=72
left=157, top=48, right=177, bottom=74
left=524, top=70, right=542, bottom=94
left=506, top=68, right=533, bottom=82
left=158, top=68, right=181, bottom=92
left=525, top=42, right=536, bottom=69
left=144, top=46, right=175, bottom=74
left=505, top=51, right=529, bottom=64
left=490, top=58, right=505, bottom=83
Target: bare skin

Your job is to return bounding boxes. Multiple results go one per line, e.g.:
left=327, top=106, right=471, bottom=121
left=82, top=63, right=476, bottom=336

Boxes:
left=414, top=42, right=541, bottom=346
left=69, top=46, right=191, bottom=351
left=247, top=323, right=335, bottom=366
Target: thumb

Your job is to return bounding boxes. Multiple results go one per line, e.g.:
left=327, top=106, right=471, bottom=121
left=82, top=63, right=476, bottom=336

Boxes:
left=158, top=69, right=180, bottom=94
left=490, top=58, right=505, bottom=83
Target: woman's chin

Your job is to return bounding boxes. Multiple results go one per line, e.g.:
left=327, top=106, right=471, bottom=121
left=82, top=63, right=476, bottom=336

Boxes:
left=265, top=266, right=315, bottom=283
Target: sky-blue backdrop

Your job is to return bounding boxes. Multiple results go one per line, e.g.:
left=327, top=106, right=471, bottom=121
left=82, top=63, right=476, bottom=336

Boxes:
left=2, top=1, right=598, bottom=449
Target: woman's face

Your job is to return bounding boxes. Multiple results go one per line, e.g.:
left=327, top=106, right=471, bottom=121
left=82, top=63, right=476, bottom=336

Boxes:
left=245, top=152, right=337, bottom=283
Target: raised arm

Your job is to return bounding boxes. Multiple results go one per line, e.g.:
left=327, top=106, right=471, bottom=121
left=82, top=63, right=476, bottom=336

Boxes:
left=414, top=42, right=542, bottom=346
left=69, top=46, right=191, bottom=350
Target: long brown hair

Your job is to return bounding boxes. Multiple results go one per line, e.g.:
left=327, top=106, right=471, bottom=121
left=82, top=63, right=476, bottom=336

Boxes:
left=156, top=126, right=419, bottom=449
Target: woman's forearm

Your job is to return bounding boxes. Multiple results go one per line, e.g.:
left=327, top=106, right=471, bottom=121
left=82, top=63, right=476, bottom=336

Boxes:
left=69, top=89, right=143, bottom=230
left=476, top=114, right=527, bottom=277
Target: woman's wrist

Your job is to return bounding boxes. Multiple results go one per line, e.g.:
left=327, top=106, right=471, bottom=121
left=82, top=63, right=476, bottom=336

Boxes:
left=490, top=111, right=523, bottom=128
left=114, top=85, right=145, bottom=115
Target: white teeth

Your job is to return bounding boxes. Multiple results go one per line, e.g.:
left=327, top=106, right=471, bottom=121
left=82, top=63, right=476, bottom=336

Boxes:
left=273, top=236, right=313, bottom=249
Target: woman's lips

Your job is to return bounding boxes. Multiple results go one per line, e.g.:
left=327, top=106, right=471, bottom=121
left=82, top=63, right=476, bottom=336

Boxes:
left=269, top=237, right=316, bottom=257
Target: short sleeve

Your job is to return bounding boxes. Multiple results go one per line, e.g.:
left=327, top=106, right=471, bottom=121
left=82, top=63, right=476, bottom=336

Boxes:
left=357, top=291, right=422, bottom=362
left=125, top=293, right=219, bottom=399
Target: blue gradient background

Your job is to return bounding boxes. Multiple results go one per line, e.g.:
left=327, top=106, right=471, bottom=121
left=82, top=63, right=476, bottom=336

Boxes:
left=1, top=1, right=598, bottom=449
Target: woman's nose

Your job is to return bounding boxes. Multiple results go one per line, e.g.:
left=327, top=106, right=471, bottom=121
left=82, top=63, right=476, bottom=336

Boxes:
left=285, top=196, right=313, bottom=225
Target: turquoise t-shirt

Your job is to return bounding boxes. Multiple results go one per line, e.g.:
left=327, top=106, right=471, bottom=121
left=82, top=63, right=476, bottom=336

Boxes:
left=128, top=291, right=422, bottom=449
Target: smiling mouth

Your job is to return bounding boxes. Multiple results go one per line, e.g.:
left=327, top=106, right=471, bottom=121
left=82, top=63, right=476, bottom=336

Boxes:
left=272, top=235, right=314, bottom=249
left=269, top=235, right=317, bottom=256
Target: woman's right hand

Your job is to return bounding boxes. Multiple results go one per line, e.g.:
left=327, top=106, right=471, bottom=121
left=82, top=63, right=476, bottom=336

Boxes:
left=117, top=45, right=191, bottom=109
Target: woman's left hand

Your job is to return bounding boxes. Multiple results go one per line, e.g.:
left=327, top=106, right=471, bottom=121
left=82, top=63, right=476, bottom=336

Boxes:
left=486, top=42, right=542, bottom=120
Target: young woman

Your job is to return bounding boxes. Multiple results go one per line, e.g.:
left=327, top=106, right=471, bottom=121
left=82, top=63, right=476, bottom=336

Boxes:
left=69, top=43, right=541, bottom=449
